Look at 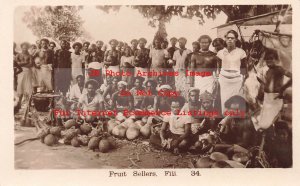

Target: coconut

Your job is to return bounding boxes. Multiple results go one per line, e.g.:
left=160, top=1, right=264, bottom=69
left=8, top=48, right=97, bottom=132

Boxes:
left=112, top=125, right=127, bottom=138
left=140, top=124, right=151, bottom=138
left=127, top=122, right=140, bottom=129
left=210, top=152, right=229, bottom=162
left=64, top=129, right=79, bottom=140
left=78, top=135, right=89, bottom=146
left=44, top=134, right=57, bottom=146
left=64, top=138, right=71, bottom=145
left=195, top=157, right=215, bottom=168
left=99, top=139, right=111, bottom=153
left=85, top=115, right=94, bottom=123
left=126, top=127, right=140, bottom=140
left=141, top=116, right=148, bottom=124
left=106, top=136, right=116, bottom=149
left=80, top=123, right=92, bottom=135
left=88, top=137, right=101, bottom=150
left=116, top=112, right=126, bottom=122
left=71, top=137, right=81, bottom=147
left=107, top=119, right=119, bottom=134
left=89, top=127, right=101, bottom=137
left=232, top=152, right=249, bottom=163
left=50, top=126, right=62, bottom=137
left=64, top=119, right=77, bottom=129
left=135, top=120, right=145, bottom=127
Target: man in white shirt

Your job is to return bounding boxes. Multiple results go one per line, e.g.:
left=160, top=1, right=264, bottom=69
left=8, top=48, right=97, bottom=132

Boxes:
left=69, top=75, right=86, bottom=102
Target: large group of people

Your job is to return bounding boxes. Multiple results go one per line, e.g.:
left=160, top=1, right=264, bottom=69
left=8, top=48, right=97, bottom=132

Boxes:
left=13, top=30, right=292, bottom=167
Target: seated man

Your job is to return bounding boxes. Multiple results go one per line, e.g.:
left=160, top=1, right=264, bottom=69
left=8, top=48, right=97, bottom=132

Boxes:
left=111, top=81, right=134, bottom=112
left=69, top=75, right=86, bottom=102
left=130, top=76, right=146, bottom=109
left=150, top=96, right=192, bottom=153
left=77, top=79, right=104, bottom=122
left=215, top=95, right=256, bottom=156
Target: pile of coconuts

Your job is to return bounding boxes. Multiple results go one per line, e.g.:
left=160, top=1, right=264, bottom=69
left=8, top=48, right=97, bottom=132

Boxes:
left=107, top=113, right=152, bottom=140
left=39, top=113, right=152, bottom=152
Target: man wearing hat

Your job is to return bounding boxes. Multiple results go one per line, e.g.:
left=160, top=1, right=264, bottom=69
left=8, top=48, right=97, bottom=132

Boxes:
left=54, top=39, right=72, bottom=95
left=130, top=76, right=146, bottom=109
left=134, top=38, right=150, bottom=81
left=111, top=81, right=134, bottom=112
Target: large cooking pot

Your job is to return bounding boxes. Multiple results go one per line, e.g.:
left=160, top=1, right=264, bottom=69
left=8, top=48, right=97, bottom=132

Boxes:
left=32, top=93, right=60, bottom=112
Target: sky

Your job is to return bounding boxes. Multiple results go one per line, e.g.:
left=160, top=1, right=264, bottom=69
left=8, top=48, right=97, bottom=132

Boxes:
left=14, top=6, right=227, bottom=50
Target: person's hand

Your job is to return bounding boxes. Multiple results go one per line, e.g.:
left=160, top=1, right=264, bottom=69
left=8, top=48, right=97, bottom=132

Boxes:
left=274, top=92, right=284, bottom=99
left=161, top=139, right=168, bottom=148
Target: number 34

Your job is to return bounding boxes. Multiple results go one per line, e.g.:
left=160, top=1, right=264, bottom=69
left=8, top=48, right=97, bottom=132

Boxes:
left=191, top=171, right=201, bottom=176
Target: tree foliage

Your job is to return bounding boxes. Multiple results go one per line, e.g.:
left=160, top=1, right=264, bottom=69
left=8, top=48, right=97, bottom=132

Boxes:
left=23, top=6, right=84, bottom=42
left=96, top=5, right=286, bottom=39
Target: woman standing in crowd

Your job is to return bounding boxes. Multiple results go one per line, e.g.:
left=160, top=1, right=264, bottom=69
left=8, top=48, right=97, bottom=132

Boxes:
left=15, top=42, right=33, bottom=102
left=172, top=37, right=191, bottom=99
left=71, top=42, right=85, bottom=84
left=216, top=30, right=248, bottom=113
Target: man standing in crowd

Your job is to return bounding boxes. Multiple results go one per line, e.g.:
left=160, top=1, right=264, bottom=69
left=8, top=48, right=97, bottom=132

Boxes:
left=54, top=39, right=72, bottom=96
left=190, top=35, right=219, bottom=95
left=167, top=37, right=178, bottom=60
left=134, top=38, right=150, bottom=80
left=96, top=40, right=104, bottom=62
left=131, top=39, right=139, bottom=55
left=172, top=37, right=192, bottom=99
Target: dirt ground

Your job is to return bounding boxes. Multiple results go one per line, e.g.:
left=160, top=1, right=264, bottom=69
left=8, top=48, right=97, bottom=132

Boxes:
left=14, top=106, right=197, bottom=169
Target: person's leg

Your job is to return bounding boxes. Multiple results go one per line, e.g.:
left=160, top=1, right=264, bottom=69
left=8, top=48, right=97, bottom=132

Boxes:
left=149, top=133, right=163, bottom=150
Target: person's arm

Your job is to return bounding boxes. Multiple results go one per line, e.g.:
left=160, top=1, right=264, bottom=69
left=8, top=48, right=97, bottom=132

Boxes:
left=190, top=54, right=196, bottom=87
left=14, top=61, right=23, bottom=75
left=275, top=68, right=292, bottom=99
left=111, top=92, right=117, bottom=110
left=160, top=121, right=169, bottom=143
left=153, top=96, right=158, bottom=111
left=128, top=93, right=134, bottom=111
left=241, top=58, right=248, bottom=79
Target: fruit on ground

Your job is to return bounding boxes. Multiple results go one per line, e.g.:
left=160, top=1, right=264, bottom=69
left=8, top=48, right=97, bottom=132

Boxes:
left=107, top=119, right=119, bottom=134
left=135, top=120, right=145, bottom=127
left=126, top=127, right=140, bottom=140
left=195, top=157, right=215, bottom=168
left=140, top=124, right=151, bottom=138
left=112, top=125, right=127, bottom=138
left=80, top=123, right=92, bottom=134
left=99, top=139, right=110, bottom=153
left=50, top=126, right=62, bottom=137
left=71, top=137, right=81, bottom=147
left=44, top=134, right=57, bottom=146
left=64, top=119, right=77, bottom=129
left=88, top=137, right=101, bottom=150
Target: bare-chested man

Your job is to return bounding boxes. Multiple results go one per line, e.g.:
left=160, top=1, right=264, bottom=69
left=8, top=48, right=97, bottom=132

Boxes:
left=190, top=35, right=219, bottom=94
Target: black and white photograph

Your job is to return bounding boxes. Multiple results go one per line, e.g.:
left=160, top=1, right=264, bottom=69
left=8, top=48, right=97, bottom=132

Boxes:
left=12, top=4, right=293, bottom=170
